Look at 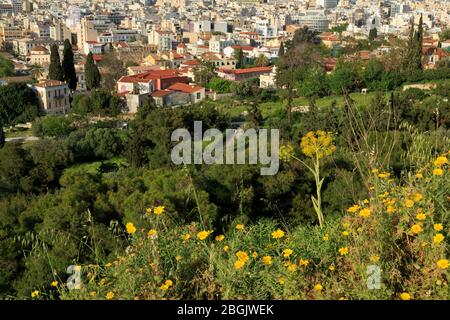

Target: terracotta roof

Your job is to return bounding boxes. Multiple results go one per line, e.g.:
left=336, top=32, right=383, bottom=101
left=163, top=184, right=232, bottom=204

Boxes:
left=167, top=82, right=203, bottom=94
left=34, top=80, right=67, bottom=88
left=31, top=46, right=48, bottom=53
left=181, top=60, right=200, bottom=66
left=92, top=54, right=104, bottom=62
left=151, top=90, right=173, bottom=97
left=177, top=43, right=186, bottom=48
left=231, top=45, right=255, bottom=51
left=118, top=69, right=182, bottom=83
left=218, top=66, right=272, bottom=75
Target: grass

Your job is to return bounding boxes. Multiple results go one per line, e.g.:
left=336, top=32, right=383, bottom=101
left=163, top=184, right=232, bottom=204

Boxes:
left=213, top=91, right=391, bottom=120
left=64, top=157, right=129, bottom=175
left=5, top=127, right=32, bottom=138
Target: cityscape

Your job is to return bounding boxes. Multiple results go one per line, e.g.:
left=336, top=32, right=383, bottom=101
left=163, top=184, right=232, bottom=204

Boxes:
left=0, top=0, right=449, bottom=302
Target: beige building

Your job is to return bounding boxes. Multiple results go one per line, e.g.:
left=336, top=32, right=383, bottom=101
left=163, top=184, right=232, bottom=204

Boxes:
left=29, top=46, right=50, bottom=65
left=33, top=80, right=70, bottom=115
left=0, top=22, right=23, bottom=47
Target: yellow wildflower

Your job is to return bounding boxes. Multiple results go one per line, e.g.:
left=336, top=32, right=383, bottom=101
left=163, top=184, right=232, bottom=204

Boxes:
left=299, top=258, right=310, bottom=267
left=287, top=263, right=297, bottom=272
left=400, top=292, right=411, bottom=300
left=433, top=168, right=443, bottom=176
left=378, top=172, right=390, bottom=179
left=160, top=284, right=169, bottom=291
left=215, top=234, right=225, bottom=241
left=262, top=256, right=272, bottom=265
left=329, top=265, right=335, bottom=271
left=323, top=234, right=329, bottom=241
left=282, top=248, right=293, bottom=258
left=434, top=156, right=449, bottom=167
left=153, top=206, right=165, bottom=215
left=434, top=224, right=444, bottom=231
left=359, top=208, right=371, bottom=218
left=223, top=245, right=229, bottom=252
left=31, top=290, right=39, bottom=298
left=181, top=233, right=190, bottom=241
left=234, top=260, right=245, bottom=270
left=271, top=229, right=285, bottom=239
left=236, top=251, right=249, bottom=262
left=433, top=233, right=445, bottom=245
left=300, top=130, right=336, bottom=159
left=437, top=259, right=449, bottom=270
left=106, top=291, right=114, bottom=300
left=313, top=284, right=323, bottom=292
left=165, top=279, right=173, bottom=287
left=415, top=172, right=423, bottom=179
left=278, top=277, right=285, bottom=285
left=370, top=255, right=380, bottom=263
left=147, top=229, right=157, bottom=239
left=51, top=281, right=58, bottom=287
left=386, top=205, right=396, bottom=214
left=235, top=224, right=244, bottom=230
left=125, top=222, right=137, bottom=234
left=175, top=255, right=183, bottom=261
left=252, top=251, right=258, bottom=258
left=342, top=230, right=350, bottom=237
left=197, top=230, right=212, bottom=240
left=416, top=213, right=426, bottom=221
left=411, top=224, right=423, bottom=235
left=347, top=205, right=360, bottom=213
left=339, top=247, right=349, bottom=256
left=404, top=199, right=414, bottom=208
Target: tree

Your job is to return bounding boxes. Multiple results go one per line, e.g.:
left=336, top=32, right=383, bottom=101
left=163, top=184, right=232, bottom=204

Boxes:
left=369, top=28, right=378, bottom=42
left=363, top=59, right=384, bottom=89
left=32, top=115, right=73, bottom=137
left=414, top=14, right=424, bottom=70
left=85, top=52, right=101, bottom=91
left=329, top=61, right=360, bottom=94
left=276, top=43, right=321, bottom=124
left=278, top=42, right=285, bottom=57
left=254, top=54, right=270, bottom=67
left=0, top=55, right=14, bottom=77
left=233, top=48, right=244, bottom=69
left=440, top=28, right=450, bottom=41
left=62, top=39, right=77, bottom=91
left=48, top=44, right=64, bottom=81
left=292, top=26, right=320, bottom=47
left=402, top=15, right=423, bottom=72
left=0, top=83, right=40, bottom=147
left=194, top=61, right=216, bottom=86
left=98, top=49, right=126, bottom=91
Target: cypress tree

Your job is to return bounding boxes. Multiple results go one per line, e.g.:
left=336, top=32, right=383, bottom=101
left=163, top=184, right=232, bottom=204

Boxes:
left=62, top=39, right=77, bottom=91
left=278, top=41, right=285, bottom=57
left=414, top=14, right=424, bottom=69
left=48, top=44, right=64, bottom=81
left=85, top=52, right=101, bottom=91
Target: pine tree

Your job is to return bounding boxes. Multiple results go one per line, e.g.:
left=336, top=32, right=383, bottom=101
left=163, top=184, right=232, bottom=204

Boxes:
left=85, top=52, right=101, bottom=91
left=62, top=39, right=77, bottom=91
left=48, top=44, right=64, bottom=81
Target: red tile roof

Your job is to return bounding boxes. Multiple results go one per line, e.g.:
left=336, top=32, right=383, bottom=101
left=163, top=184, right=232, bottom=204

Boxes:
left=167, top=82, right=203, bottom=94
left=34, top=80, right=67, bottom=88
left=151, top=90, right=172, bottom=97
left=218, top=66, right=272, bottom=75
left=118, top=69, right=182, bottom=83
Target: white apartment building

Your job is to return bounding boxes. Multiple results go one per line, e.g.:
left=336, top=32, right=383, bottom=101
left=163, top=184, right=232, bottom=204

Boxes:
left=147, top=29, right=175, bottom=52
left=209, top=37, right=234, bottom=53
left=33, top=80, right=70, bottom=115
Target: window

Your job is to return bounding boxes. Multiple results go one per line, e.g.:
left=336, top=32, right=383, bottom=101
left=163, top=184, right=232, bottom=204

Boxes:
left=196, top=92, right=201, bottom=99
